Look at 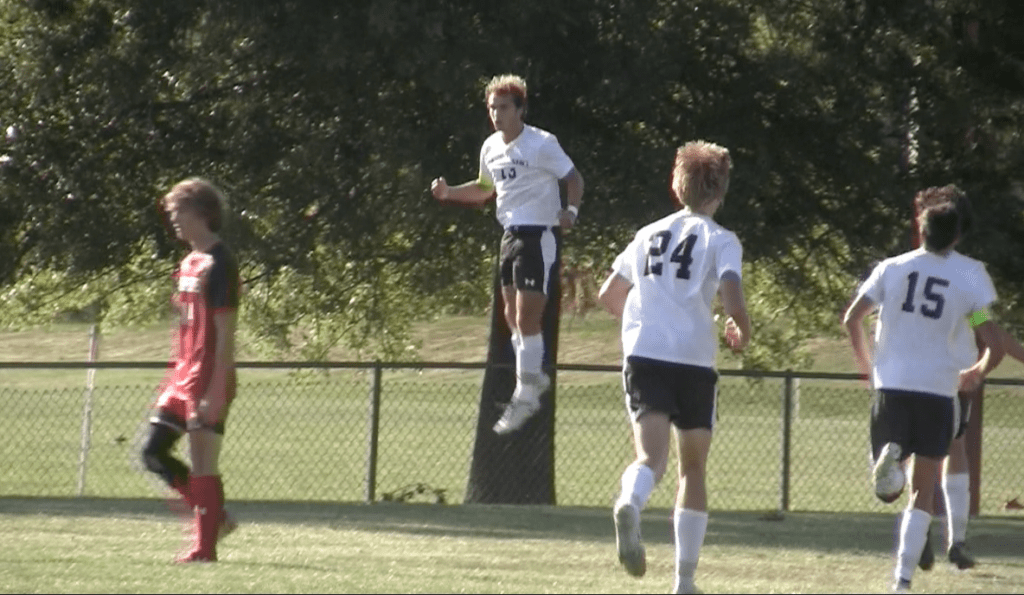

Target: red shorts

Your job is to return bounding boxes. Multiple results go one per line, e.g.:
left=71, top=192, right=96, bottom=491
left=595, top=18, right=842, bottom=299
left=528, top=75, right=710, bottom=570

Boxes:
left=151, top=381, right=235, bottom=435
left=151, top=388, right=194, bottom=433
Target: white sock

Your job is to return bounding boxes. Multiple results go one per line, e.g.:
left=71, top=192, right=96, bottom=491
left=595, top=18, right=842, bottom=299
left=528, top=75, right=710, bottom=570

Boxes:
left=674, top=508, right=709, bottom=591
left=510, top=331, right=522, bottom=354
left=896, top=507, right=932, bottom=582
left=617, top=462, right=656, bottom=510
left=514, top=334, right=526, bottom=387
left=942, top=472, right=970, bottom=547
left=518, top=333, right=544, bottom=384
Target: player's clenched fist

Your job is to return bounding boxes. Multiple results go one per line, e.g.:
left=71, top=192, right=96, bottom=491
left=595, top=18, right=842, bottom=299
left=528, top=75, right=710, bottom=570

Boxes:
left=724, top=316, right=748, bottom=352
left=431, top=177, right=450, bottom=201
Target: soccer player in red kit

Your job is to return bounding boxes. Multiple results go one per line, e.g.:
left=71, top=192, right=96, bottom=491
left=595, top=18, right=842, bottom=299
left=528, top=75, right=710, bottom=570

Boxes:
left=141, top=178, right=240, bottom=562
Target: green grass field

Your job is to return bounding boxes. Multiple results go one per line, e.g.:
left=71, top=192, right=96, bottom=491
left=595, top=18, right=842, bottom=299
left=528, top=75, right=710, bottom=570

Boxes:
left=2, top=498, right=1023, bottom=594
left=2, top=314, right=1024, bottom=592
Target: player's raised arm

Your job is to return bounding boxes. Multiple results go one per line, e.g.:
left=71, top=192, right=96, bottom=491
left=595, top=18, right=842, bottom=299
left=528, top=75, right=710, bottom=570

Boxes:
left=431, top=173, right=496, bottom=207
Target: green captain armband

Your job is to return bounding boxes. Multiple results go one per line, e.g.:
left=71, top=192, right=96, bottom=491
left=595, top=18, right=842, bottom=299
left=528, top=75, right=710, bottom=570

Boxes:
left=476, top=174, right=494, bottom=192
left=968, top=308, right=992, bottom=327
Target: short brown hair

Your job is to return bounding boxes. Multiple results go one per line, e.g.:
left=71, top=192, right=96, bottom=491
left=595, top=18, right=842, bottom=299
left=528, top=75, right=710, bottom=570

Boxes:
left=484, top=74, right=527, bottom=109
left=913, top=184, right=973, bottom=233
left=162, top=177, right=228, bottom=232
left=921, top=200, right=962, bottom=252
left=670, top=141, right=732, bottom=210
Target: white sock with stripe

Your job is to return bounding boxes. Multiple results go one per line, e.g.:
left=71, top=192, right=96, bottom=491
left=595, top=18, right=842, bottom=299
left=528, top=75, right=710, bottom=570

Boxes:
left=942, top=472, right=970, bottom=548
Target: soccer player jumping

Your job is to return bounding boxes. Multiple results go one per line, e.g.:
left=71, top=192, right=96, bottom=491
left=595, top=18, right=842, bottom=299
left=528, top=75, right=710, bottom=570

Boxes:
left=141, top=178, right=241, bottom=562
left=431, top=74, right=584, bottom=434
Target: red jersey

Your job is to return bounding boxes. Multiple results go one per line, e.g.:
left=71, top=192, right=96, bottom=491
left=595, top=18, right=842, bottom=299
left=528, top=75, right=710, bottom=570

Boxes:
left=169, top=242, right=240, bottom=401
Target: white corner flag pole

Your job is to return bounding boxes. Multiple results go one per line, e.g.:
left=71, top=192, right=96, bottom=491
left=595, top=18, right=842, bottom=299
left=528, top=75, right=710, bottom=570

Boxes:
left=77, top=323, right=101, bottom=497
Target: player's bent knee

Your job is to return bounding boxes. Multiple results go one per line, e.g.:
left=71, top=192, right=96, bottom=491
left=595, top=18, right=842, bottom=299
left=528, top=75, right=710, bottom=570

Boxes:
left=141, top=423, right=184, bottom=476
left=141, top=436, right=175, bottom=473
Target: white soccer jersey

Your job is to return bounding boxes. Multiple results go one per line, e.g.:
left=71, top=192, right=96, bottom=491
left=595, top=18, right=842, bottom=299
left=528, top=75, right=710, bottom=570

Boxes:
left=611, top=209, right=743, bottom=368
left=951, top=306, right=980, bottom=369
left=856, top=248, right=997, bottom=398
left=478, top=125, right=575, bottom=228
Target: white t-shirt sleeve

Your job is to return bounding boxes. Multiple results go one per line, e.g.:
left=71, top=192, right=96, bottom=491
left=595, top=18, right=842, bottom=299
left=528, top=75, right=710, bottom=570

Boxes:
left=967, top=262, right=998, bottom=312
left=611, top=237, right=641, bottom=285
left=478, top=144, right=494, bottom=190
left=716, top=233, right=743, bottom=280
left=857, top=261, right=886, bottom=305
left=537, top=135, right=575, bottom=179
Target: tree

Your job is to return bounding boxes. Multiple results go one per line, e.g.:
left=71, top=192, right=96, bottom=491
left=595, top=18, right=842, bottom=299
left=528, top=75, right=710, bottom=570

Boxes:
left=1, top=0, right=1022, bottom=505
left=465, top=254, right=561, bottom=504
left=0, top=0, right=497, bottom=358
left=4, top=0, right=1021, bottom=355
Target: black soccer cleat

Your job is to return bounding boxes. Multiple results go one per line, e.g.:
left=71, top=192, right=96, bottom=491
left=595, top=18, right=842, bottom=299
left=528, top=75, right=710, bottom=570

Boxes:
left=948, top=541, right=976, bottom=569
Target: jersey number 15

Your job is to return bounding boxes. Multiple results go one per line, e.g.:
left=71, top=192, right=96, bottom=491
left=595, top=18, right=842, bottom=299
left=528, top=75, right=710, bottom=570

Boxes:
left=644, top=231, right=697, bottom=279
left=900, top=272, right=949, bottom=320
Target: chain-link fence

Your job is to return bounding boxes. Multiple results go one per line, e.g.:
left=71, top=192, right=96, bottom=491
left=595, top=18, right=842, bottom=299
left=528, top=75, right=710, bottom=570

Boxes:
left=2, top=361, right=1023, bottom=514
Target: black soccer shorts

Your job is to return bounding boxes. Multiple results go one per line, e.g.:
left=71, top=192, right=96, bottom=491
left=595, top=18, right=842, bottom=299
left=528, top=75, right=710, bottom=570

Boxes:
left=499, top=225, right=559, bottom=294
left=870, top=388, right=958, bottom=461
left=623, top=355, right=718, bottom=431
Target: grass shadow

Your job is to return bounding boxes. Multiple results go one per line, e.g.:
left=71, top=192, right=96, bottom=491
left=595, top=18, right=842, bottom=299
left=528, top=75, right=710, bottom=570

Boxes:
left=4, top=496, right=1024, bottom=564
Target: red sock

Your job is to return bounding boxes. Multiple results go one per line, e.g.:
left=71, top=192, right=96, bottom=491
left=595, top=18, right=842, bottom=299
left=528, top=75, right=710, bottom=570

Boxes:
left=189, top=475, right=224, bottom=559
left=171, top=476, right=194, bottom=508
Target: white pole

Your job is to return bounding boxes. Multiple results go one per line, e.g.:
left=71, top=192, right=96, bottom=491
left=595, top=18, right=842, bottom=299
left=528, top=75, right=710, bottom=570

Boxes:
left=77, top=323, right=100, bottom=496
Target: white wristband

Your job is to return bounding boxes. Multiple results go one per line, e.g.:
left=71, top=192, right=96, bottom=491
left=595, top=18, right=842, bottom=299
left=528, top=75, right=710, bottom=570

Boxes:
left=567, top=205, right=579, bottom=217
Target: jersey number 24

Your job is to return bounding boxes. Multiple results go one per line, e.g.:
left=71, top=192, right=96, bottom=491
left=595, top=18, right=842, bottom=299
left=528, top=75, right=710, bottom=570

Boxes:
left=644, top=231, right=697, bottom=279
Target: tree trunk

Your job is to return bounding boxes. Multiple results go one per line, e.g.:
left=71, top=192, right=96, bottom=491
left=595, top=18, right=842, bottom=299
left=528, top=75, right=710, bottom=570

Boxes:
left=465, top=232, right=561, bottom=504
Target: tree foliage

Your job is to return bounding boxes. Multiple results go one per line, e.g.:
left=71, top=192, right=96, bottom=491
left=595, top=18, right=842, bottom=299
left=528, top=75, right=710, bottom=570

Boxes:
left=1, top=0, right=1021, bottom=364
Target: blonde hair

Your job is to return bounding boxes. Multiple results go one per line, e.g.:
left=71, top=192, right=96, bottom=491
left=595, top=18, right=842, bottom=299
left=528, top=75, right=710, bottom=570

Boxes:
left=670, top=141, right=732, bottom=210
left=162, top=177, right=228, bottom=232
left=484, top=74, right=528, bottom=109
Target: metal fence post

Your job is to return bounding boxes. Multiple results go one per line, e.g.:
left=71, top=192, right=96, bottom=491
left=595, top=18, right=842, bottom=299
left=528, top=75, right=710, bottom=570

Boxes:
left=792, top=377, right=800, bottom=421
left=364, top=363, right=382, bottom=503
left=780, top=372, right=793, bottom=512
